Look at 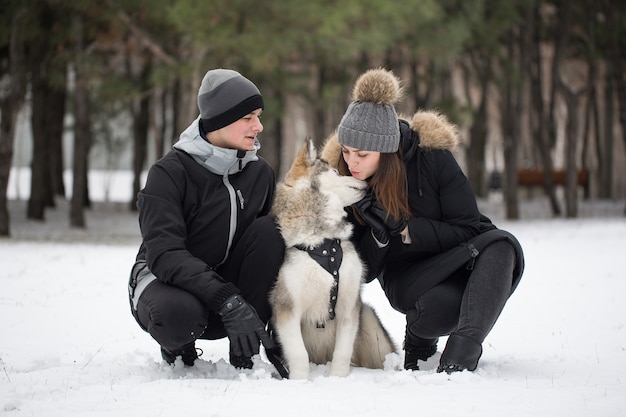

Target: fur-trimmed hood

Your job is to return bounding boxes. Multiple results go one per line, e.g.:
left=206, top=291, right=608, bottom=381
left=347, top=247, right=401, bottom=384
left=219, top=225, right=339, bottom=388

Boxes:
left=402, top=110, right=459, bottom=151
left=321, top=109, right=460, bottom=168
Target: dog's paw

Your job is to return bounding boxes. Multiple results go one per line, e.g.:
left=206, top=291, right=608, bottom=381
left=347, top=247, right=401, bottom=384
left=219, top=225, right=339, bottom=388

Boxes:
left=289, top=365, right=310, bottom=380
left=329, top=363, right=350, bottom=377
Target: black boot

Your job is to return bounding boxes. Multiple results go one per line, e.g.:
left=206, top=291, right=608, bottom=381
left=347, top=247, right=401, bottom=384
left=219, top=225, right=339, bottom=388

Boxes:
left=403, top=337, right=438, bottom=371
left=161, top=342, right=201, bottom=366
left=437, top=333, right=482, bottom=374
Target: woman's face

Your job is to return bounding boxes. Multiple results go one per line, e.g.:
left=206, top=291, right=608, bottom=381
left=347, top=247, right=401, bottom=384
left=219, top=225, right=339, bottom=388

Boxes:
left=207, top=109, right=264, bottom=151
left=340, top=145, right=380, bottom=181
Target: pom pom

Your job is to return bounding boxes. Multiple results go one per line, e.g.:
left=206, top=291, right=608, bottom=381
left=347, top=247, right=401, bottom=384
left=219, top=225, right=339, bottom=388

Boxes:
left=351, top=68, right=403, bottom=105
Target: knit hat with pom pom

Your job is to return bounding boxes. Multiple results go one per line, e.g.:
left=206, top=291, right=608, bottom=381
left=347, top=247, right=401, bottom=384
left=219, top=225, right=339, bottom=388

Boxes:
left=338, top=68, right=403, bottom=153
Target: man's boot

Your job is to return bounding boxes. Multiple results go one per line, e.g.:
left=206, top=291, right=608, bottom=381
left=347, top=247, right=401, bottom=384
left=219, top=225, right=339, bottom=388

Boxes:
left=161, top=342, right=201, bottom=366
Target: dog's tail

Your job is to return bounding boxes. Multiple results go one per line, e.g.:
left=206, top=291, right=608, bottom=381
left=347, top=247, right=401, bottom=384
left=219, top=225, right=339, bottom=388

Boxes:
left=352, top=303, right=397, bottom=369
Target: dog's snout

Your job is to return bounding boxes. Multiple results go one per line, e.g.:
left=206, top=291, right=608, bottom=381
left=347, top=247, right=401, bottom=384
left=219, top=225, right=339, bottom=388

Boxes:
left=349, top=178, right=368, bottom=190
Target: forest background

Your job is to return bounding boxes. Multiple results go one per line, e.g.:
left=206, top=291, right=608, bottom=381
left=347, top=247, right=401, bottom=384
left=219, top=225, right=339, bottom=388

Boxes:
left=1, top=0, right=625, bottom=238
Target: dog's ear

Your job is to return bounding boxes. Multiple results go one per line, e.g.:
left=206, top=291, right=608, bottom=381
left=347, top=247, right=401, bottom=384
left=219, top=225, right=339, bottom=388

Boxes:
left=283, top=138, right=316, bottom=186
left=320, top=131, right=341, bottom=169
left=305, top=137, right=317, bottom=163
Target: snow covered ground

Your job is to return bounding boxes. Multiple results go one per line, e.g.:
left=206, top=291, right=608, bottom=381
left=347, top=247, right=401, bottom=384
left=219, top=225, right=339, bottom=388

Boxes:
left=1, top=190, right=625, bottom=416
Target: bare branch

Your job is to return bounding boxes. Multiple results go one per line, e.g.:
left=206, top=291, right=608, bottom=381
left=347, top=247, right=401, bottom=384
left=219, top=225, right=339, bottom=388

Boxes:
left=115, top=10, right=177, bottom=66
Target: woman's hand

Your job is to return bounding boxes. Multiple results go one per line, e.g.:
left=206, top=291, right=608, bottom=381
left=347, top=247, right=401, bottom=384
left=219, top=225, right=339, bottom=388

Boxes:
left=354, top=191, right=390, bottom=245
left=368, top=200, right=407, bottom=236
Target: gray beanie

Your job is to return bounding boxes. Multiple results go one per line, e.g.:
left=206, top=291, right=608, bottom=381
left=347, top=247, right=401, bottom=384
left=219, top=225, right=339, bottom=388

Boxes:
left=197, top=69, right=264, bottom=132
left=337, top=68, right=403, bottom=153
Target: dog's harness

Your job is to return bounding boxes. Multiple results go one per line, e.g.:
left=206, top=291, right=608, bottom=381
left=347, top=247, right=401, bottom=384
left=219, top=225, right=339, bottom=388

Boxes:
left=295, top=238, right=342, bottom=328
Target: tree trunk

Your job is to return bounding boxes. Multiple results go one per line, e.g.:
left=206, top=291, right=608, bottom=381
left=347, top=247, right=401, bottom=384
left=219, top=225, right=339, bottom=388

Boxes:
left=313, top=66, right=328, bottom=147
left=0, top=9, right=28, bottom=237
left=170, top=77, right=181, bottom=149
left=598, top=63, right=615, bottom=199
left=70, top=14, right=91, bottom=228
left=528, top=5, right=561, bottom=215
left=548, top=2, right=570, bottom=152
left=603, top=0, right=626, bottom=214
left=0, top=100, right=19, bottom=236
left=27, top=2, right=67, bottom=220
left=129, top=55, right=152, bottom=212
left=153, top=87, right=166, bottom=161
left=28, top=75, right=67, bottom=215
left=26, top=3, right=68, bottom=219
left=502, top=30, right=521, bottom=220
left=47, top=74, right=67, bottom=199
left=130, top=90, right=151, bottom=212
left=555, top=1, right=586, bottom=218
left=466, top=75, right=489, bottom=198
left=560, top=88, right=582, bottom=218
left=589, top=59, right=608, bottom=199
left=0, top=92, right=18, bottom=235
left=27, top=18, right=54, bottom=219
left=579, top=0, right=604, bottom=201
left=28, top=81, right=51, bottom=219
left=460, top=48, right=491, bottom=199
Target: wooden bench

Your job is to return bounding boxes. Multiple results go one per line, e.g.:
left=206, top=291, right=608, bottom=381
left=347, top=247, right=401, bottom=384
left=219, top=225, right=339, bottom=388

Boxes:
left=517, top=168, right=589, bottom=195
left=488, top=168, right=589, bottom=197
left=517, top=168, right=589, bottom=187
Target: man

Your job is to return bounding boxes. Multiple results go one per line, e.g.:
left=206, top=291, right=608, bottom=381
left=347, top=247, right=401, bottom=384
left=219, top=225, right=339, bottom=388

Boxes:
left=128, top=69, right=284, bottom=369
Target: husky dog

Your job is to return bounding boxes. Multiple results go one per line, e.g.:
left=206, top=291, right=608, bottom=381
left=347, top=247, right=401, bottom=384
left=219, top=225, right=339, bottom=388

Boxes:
left=268, top=139, right=397, bottom=379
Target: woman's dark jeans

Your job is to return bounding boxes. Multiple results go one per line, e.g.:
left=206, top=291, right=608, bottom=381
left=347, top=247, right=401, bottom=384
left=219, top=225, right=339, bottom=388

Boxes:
left=403, top=240, right=517, bottom=346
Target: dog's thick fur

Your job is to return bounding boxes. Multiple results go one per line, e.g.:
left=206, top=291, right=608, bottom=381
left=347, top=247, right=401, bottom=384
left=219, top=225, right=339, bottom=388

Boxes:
left=269, top=139, right=397, bottom=379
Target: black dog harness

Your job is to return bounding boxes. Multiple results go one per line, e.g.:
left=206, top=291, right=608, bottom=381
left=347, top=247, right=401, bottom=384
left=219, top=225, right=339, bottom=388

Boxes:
left=295, top=238, right=342, bottom=327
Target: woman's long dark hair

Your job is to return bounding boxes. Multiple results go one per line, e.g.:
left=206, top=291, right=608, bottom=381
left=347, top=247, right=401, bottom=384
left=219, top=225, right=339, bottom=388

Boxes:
left=338, top=149, right=411, bottom=222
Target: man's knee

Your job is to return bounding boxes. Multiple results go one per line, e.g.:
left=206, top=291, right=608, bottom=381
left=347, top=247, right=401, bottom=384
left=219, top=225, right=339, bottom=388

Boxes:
left=137, top=282, right=207, bottom=350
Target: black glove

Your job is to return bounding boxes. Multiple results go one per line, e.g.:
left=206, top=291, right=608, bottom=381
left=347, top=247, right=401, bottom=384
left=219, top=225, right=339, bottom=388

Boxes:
left=354, top=191, right=390, bottom=245
left=368, top=200, right=408, bottom=236
left=218, top=295, right=274, bottom=364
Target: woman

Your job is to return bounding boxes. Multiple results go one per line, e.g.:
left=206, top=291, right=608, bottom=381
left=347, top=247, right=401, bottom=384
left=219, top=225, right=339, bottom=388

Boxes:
left=128, top=69, right=284, bottom=369
left=321, top=68, right=524, bottom=373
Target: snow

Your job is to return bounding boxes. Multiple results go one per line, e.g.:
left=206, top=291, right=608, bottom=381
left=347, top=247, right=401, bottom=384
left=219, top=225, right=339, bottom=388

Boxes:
left=1, top=183, right=626, bottom=415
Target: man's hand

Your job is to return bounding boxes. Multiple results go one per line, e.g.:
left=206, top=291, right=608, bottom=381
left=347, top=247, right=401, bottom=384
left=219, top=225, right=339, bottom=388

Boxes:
left=218, top=295, right=274, bottom=363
